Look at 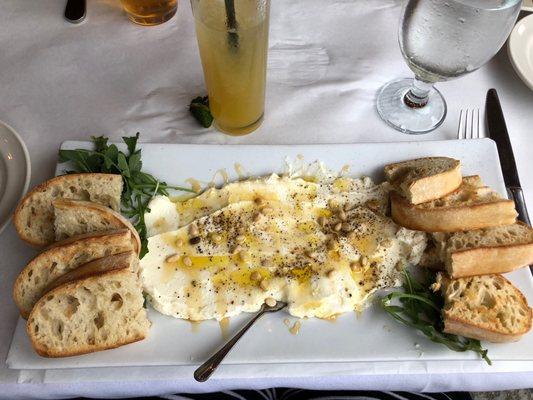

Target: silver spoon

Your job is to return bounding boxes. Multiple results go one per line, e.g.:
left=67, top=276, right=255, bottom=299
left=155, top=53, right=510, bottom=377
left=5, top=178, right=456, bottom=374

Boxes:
left=194, top=301, right=287, bottom=382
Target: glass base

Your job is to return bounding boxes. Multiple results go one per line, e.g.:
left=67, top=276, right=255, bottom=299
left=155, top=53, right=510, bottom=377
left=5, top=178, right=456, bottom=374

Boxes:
left=214, top=114, right=264, bottom=136
left=126, top=6, right=177, bottom=26
left=376, top=78, right=447, bottom=135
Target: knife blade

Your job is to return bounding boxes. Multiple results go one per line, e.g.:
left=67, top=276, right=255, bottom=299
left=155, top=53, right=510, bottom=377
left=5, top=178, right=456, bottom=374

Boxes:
left=486, top=88, right=530, bottom=225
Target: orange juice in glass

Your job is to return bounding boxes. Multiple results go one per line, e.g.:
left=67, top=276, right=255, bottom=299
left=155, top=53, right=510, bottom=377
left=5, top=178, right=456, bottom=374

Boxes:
left=191, top=0, right=270, bottom=135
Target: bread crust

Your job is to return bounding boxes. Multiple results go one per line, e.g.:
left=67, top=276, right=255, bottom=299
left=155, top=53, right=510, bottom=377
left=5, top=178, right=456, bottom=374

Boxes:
left=13, top=229, right=133, bottom=319
left=386, top=157, right=462, bottom=205
left=391, top=191, right=517, bottom=232
left=448, top=242, right=533, bottom=278
left=53, top=199, right=141, bottom=255
left=443, top=318, right=529, bottom=343
left=26, top=263, right=148, bottom=358
left=43, top=229, right=131, bottom=251
left=43, top=251, right=135, bottom=294
left=13, top=173, right=122, bottom=246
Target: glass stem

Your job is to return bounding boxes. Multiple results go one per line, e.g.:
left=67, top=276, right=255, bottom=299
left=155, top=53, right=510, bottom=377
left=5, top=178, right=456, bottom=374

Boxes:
left=404, top=76, right=433, bottom=109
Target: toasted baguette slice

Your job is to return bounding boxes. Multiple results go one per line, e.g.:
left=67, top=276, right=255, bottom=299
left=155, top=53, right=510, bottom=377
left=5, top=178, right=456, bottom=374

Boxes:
left=53, top=199, right=140, bottom=254
left=14, top=174, right=123, bottom=246
left=384, top=157, right=462, bottom=205
left=439, top=274, right=532, bottom=342
left=13, top=230, right=134, bottom=319
left=430, top=223, right=533, bottom=278
left=26, top=251, right=150, bottom=358
left=391, top=176, right=517, bottom=232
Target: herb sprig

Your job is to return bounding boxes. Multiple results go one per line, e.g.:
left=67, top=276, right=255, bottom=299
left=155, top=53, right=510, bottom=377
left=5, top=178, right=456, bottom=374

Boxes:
left=189, top=96, right=213, bottom=128
left=58, top=133, right=194, bottom=257
left=381, top=270, right=491, bottom=364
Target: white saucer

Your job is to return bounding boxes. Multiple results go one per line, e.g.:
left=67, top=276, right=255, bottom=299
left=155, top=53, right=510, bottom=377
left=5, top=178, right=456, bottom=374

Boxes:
left=523, top=0, right=533, bottom=12
left=0, top=121, right=31, bottom=235
left=509, top=14, right=533, bottom=91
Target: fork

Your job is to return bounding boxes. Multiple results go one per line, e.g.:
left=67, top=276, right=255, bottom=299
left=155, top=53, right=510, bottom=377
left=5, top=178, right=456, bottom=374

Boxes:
left=456, top=108, right=481, bottom=139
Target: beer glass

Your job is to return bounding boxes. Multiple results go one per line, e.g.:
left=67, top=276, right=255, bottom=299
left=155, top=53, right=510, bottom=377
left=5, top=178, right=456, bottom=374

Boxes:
left=120, top=0, right=178, bottom=26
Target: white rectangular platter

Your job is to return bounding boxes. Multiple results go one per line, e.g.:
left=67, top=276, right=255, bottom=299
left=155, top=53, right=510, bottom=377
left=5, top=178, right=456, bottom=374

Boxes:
left=7, top=139, right=533, bottom=371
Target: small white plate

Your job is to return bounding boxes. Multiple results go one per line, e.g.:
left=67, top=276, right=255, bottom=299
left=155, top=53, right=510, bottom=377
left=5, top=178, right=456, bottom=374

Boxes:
left=523, top=0, right=533, bottom=12
left=509, top=14, right=533, bottom=91
left=0, top=121, right=31, bottom=234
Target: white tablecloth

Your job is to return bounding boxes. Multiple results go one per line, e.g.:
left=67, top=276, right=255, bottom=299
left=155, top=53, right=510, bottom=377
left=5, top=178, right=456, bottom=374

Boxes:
left=1, top=0, right=533, bottom=398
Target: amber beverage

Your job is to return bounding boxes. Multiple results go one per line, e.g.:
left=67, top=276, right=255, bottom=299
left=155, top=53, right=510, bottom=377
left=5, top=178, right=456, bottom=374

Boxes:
left=191, top=0, right=270, bottom=136
left=120, top=0, right=178, bottom=26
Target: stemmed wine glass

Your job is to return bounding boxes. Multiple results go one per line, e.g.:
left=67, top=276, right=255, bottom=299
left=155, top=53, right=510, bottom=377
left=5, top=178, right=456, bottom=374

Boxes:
left=377, top=0, right=522, bottom=135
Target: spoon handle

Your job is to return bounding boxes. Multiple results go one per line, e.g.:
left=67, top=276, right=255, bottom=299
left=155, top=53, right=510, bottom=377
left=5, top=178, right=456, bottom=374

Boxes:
left=194, top=307, right=267, bottom=382
left=64, top=0, right=86, bottom=24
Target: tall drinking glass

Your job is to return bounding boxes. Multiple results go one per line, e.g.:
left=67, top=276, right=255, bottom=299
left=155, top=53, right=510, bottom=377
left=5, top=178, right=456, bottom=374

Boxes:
left=377, top=0, right=521, bottom=135
left=191, top=0, right=270, bottom=136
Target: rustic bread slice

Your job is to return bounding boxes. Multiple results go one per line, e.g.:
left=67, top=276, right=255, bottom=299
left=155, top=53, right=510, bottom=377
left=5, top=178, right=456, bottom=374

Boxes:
left=431, top=222, right=533, bottom=278
left=439, top=274, right=532, bottom=342
left=13, top=229, right=134, bottom=319
left=26, top=251, right=150, bottom=357
left=391, top=176, right=517, bottom=232
left=53, top=199, right=140, bottom=254
left=384, top=157, right=462, bottom=205
left=14, top=174, right=123, bottom=246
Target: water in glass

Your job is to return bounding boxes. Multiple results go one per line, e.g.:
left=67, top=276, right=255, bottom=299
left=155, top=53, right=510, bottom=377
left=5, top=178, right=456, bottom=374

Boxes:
left=401, top=0, right=522, bottom=83
left=376, top=0, right=521, bottom=135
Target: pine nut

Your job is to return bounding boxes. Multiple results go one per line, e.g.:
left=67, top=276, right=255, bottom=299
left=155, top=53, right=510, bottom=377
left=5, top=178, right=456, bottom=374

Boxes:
left=239, top=250, right=249, bottom=262
left=338, top=210, right=347, bottom=221
left=265, top=297, right=277, bottom=307
left=305, top=250, right=317, bottom=259
left=259, top=279, right=269, bottom=291
left=350, top=261, right=361, bottom=271
left=188, top=224, right=199, bottom=236
left=166, top=254, right=181, bottom=263
left=250, top=271, right=262, bottom=281
left=182, top=256, right=193, bottom=267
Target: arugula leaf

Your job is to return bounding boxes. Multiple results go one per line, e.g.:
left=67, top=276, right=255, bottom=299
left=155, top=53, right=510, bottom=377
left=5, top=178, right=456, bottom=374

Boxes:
left=189, top=96, right=213, bottom=128
left=117, top=153, right=130, bottom=178
left=380, top=269, right=491, bottom=365
left=93, top=136, right=109, bottom=153
left=58, top=133, right=195, bottom=257
left=123, top=133, right=139, bottom=155
left=128, top=151, right=142, bottom=174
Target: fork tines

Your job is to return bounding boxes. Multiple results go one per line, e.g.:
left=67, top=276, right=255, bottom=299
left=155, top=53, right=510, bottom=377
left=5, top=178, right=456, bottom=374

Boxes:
left=457, top=108, right=481, bottom=139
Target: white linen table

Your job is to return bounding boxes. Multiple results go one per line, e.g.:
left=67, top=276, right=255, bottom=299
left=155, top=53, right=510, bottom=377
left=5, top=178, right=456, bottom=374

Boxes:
left=1, top=0, right=533, bottom=398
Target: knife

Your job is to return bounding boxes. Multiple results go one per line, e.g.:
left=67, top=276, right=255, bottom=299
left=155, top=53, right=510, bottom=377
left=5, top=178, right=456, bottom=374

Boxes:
left=64, top=0, right=86, bottom=24
left=486, top=88, right=530, bottom=226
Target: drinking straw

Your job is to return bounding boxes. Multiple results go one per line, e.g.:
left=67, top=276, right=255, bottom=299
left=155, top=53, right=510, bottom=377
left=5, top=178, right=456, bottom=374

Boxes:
left=224, top=0, right=239, bottom=49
